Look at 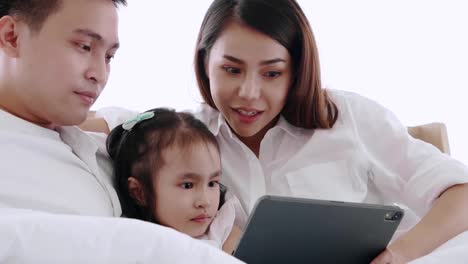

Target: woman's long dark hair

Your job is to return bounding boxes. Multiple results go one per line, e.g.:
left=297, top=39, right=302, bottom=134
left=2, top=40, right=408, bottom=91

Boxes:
left=195, top=0, right=338, bottom=129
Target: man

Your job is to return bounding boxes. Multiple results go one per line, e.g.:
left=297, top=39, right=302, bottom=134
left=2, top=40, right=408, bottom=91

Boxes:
left=0, top=1, right=243, bottom=263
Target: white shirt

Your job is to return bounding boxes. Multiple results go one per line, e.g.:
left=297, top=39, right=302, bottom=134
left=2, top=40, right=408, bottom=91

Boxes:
left=0, top=109, right=121, bottom=216
left=0, top=111, right=244, bottom=263
left=98, top=90, right=468, bottom=226
left=202, top=90, right=468, bottom=218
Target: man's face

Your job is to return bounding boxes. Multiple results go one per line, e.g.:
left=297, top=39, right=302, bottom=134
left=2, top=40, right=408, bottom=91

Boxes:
left=14, top=0, right=120, bottom=126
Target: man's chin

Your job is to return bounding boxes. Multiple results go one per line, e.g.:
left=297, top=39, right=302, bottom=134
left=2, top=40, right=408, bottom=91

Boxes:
left=54, top=112, right=88, bottom=127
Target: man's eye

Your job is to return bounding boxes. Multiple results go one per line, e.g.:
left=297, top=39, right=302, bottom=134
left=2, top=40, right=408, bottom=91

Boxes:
left=105, top=54, right=114, bottom=64
left=222, top=66, right=241, bottom=74
left=263, top=71, right=281, bottom=78
left=78, top=44, right=91, bottom=52
left=181, top=183, right=194, bottom=189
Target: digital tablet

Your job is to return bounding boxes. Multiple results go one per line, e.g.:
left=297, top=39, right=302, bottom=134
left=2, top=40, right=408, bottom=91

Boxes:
left=233, top=195, right=404, bottom=264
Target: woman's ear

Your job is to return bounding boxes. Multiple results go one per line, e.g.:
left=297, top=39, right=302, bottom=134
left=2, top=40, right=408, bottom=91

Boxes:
left=0, top=16, right=21, bottom=58
left=128, top=177, right=146, bottom=206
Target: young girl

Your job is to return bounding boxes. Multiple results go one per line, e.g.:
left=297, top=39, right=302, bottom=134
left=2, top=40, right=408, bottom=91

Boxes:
left=106, top=107, right=242, bottom=254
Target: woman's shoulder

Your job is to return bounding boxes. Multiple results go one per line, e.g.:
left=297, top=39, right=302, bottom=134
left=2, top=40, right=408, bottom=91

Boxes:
left=327, top=89, right=394, bottom=122
left=192, top=104, right=219, bottom=122
left=192, top=104, right=226, bottom=135
left=328, top=89, right=380, bottom=109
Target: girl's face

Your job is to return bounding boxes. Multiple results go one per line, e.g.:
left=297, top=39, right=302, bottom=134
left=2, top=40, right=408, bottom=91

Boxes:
left=153, top=142, right=221, bottom=237
left=206, top=22, right=292, bottom=139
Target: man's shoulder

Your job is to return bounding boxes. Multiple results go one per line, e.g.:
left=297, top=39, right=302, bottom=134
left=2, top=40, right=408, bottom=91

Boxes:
left=86, top=131, right=110, bottom=156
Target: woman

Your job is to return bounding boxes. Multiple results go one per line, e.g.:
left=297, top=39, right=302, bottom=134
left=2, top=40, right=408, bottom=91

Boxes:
left=89, top=0, right=468, bottom=263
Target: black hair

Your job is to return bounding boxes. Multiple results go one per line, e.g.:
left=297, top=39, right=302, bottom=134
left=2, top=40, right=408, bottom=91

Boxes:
left=106, top=107, right=226, bottom=222
left=0, top=0, right=127, bottom=31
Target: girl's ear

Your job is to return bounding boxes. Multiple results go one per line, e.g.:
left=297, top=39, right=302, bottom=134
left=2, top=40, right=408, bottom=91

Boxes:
left=0, top=16, right=21, bottom=58
left=128, top=177, right=146, bottom=206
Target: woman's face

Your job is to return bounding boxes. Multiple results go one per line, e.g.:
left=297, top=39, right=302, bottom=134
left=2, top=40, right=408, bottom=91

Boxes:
left=206, top=22, right=292, bottom=139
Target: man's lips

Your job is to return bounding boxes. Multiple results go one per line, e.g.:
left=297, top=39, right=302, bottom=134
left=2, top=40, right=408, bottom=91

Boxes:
left=74, top=91, right=97, bottom=106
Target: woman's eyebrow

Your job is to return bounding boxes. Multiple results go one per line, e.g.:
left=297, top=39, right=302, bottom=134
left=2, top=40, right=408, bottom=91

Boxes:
left=223, top=55, right=286, bottom=65
left=260, top=58, right=287, bottom=65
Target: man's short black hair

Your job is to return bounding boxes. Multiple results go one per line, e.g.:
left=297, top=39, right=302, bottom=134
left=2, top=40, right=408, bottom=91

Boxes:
left=0, top=0, right=127, bottom=31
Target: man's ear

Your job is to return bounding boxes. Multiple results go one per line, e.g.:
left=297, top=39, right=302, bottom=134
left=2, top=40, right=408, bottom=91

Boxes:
left=0, top=16, right=20, bottom=58
left=128, top=177, right=147, bottom=206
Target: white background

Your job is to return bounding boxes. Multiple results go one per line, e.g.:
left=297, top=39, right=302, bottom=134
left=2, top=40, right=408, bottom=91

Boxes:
left=95, top=0, right=468, bottom=165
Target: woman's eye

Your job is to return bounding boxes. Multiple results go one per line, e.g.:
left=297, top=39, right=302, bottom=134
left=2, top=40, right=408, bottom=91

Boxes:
left=181, top=183, right=194, bottom=189
left=263, top=71, right=281, bottom=78
left=222, top=66, right=241, bottom=74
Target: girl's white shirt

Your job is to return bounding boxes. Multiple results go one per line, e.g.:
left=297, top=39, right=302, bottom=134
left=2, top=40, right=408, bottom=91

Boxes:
left=97, top=89, right=468, bottom=234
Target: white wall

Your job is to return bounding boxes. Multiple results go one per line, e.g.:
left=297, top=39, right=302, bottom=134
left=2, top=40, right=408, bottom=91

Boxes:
left=96, top=0, right=468, bottom=165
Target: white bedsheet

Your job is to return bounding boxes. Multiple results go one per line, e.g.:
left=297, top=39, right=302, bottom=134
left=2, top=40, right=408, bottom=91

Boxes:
left=0, top=209, right=244, bottom=264
left=2, top=208, right=467, bottom=263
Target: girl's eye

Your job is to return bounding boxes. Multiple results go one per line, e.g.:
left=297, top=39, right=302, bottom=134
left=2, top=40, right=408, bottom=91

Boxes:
left=208, top=181, right=220, bottom=188
left=181, top=183, right=194, bottom=189
left=263, top=71, right=281, bottom=78
left=222, top=66, right=241, bottom=74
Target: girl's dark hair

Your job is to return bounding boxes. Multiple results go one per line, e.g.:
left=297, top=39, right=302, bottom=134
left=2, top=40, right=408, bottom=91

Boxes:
left=106, top=107, right=226, bottom=222
left=195, top=0, right=338, bottom=129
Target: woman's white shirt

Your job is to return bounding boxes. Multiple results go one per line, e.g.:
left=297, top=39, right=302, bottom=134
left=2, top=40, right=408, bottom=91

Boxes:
left=97, top=90, right=468, bottom=230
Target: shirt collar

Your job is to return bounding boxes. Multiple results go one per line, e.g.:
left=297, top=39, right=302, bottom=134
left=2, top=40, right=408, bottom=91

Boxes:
left=202, top=105, right=305, bottom=140
left=274, top=115, right=305, bottom=139
left=0, top=109, right=61, bottom=139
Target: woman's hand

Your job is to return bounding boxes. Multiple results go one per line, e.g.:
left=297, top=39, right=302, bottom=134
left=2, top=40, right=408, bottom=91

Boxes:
left=370, top=246, right=410, bottom=264
left=78, top=114, right=110, bottom=134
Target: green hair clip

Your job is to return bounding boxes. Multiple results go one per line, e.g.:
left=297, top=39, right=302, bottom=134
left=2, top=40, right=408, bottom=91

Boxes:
left=122, top=112, right=155, bottom=131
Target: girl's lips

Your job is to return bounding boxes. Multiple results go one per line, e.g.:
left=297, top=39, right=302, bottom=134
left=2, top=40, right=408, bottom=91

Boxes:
left=191, top=216, right=212, bottom=224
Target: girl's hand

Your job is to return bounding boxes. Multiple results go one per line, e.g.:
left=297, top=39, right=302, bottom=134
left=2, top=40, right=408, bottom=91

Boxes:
left=370, top=247, right=410, bottom=264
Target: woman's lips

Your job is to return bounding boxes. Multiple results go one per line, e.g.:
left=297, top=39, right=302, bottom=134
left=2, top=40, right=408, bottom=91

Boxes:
left=232, top=107, right=263, bottom=124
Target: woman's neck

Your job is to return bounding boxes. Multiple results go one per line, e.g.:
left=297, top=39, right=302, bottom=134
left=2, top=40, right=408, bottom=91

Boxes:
left=236, top=116, right=280, bottom=158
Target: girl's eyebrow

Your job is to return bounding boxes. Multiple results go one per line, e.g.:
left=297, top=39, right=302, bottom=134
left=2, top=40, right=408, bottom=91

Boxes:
left=210, top=170, right=222, bottom=178
left=179, top=170, right=222, bottom=180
